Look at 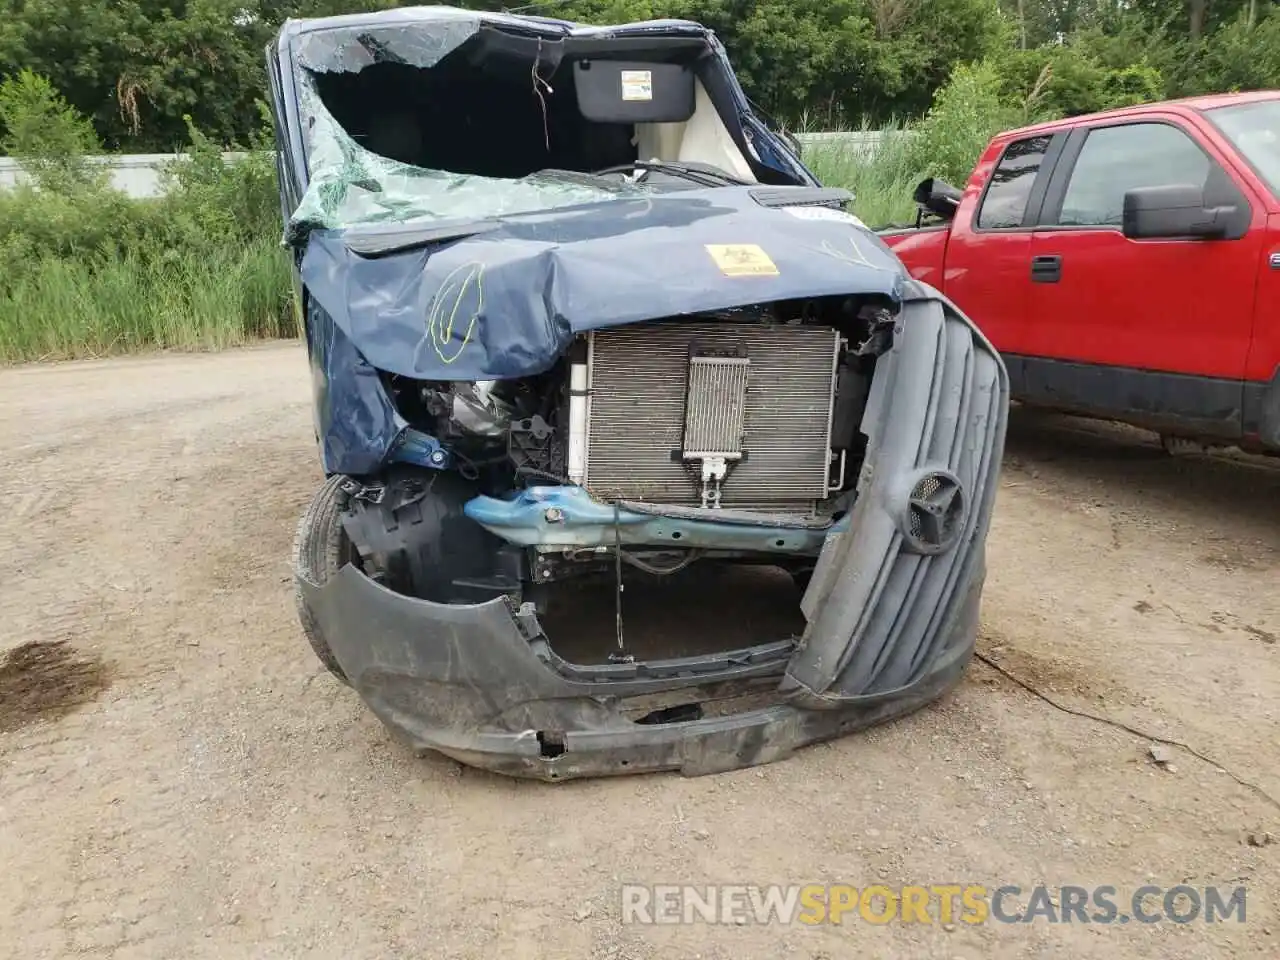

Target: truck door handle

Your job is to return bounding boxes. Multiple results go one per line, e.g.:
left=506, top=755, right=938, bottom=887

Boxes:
left=1031, top=254, right=1062, bottom=283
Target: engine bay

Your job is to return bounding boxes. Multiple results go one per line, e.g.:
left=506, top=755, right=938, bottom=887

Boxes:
left=349, top=295, right=896, bottom=613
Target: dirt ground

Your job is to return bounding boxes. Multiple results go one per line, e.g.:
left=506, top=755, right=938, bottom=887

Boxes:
left=1, top=343, right=1277, bottom=959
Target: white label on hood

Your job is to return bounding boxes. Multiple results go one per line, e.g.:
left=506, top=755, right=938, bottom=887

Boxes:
left=621, top=70, right=653, bottom=101
left=783, top=206, right=867, bottom=230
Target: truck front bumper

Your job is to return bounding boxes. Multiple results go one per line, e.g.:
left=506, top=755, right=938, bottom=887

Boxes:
left=297, top=558, right=982, bottom=781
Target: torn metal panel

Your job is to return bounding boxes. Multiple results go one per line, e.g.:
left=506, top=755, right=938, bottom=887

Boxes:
left=305, top=296, right=406, bottom=476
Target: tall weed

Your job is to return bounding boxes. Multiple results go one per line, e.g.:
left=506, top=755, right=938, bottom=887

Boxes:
left=0, top=240, right=291, bottom=361
left=800, top=119, right=921, bottom=228
left=904, top=60, right=1020, bottom=188
left=802, top=59, right=1058, bottom=227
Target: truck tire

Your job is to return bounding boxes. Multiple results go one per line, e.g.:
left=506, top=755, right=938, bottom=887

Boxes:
left=292, top=474, right=356, bottom=685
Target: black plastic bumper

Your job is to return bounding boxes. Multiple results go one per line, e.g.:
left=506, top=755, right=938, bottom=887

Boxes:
left=298, top=560, right=982, bottom=781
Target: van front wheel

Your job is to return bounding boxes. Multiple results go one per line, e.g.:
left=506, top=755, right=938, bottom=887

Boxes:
left=292, top=474, right=358, bottom=685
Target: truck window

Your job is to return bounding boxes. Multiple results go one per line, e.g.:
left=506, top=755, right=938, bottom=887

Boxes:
left=977, top=135, right=1052, bottom=229
left=1206, top=99, right=1280, bottom=200
left=1055, top=123, right=1210, bottom=227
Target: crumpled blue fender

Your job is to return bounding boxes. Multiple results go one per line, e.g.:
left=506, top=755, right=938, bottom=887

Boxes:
left=303, top=295, right=405, bottom=476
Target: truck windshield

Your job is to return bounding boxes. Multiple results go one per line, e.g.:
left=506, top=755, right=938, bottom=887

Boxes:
left=1206, top=99, right=1280, bottom=199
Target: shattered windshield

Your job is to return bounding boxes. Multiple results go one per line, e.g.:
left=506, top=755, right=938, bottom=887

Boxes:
left=1206, top=99, right=1280, bottom=200
left=287, top=80, right=642, bottom=243
left=284, top=13, right=650, bottom=244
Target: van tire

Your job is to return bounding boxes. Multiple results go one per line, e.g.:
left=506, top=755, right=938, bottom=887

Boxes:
left=292, top=474, right=356, bottom=685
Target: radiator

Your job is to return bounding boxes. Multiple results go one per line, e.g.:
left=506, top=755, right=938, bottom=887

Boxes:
left=581, top=320, right=841, bottom=511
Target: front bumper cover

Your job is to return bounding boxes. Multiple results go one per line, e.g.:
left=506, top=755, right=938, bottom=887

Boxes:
left=298, top=560, right=982, bottom=781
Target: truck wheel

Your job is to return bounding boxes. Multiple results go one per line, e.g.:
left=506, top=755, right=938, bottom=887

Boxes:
left=292, top=474, right=357, bottom=685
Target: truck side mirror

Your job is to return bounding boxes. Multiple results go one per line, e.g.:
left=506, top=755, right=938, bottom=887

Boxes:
left=1122, top=184, right=1235, bottom=240
left=912, top=177, right=962, bottom=223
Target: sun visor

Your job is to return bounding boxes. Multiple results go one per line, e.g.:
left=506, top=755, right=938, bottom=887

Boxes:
left=573, top=60, right=695, bottom=124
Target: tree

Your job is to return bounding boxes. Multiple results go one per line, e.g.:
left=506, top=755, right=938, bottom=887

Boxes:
left=682, top=0, right=1007, bottom=125
left=0, top=0, right=1276, bottom=154
left=0, top=1, right=277, bottom=150
left=0, top=68, right=106, bottom=191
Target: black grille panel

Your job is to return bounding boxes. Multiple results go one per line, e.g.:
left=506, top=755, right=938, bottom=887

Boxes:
left=789, top=293, right=1010, bottom=700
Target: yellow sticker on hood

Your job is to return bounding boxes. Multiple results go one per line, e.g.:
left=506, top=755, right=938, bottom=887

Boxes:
left=705, top=244, right=780, bottom=277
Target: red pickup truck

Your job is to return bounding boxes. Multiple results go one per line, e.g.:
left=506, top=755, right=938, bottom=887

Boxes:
left=882, top=90, right=1280, bottom=454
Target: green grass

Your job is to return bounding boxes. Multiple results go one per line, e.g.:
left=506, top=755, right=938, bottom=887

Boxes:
left=799, top=120, right=922, bottom=229
left=0, top=239, right=293, bottom=362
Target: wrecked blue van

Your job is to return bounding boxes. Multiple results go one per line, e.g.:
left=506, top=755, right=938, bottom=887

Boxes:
left=267, top=6, right=1010, bottom=780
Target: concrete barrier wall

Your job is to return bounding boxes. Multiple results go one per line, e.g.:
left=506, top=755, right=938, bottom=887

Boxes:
left=0, top=152, right=249, bottom=198
left=0, top=154, right=177, bottom=198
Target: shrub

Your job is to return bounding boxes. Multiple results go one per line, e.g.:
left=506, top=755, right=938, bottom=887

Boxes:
left=993, top=43, right=1164, bottom=119
left=0, top=70, right=106, bottom=194
left=905, top=60, right=1019, bottom=187
left=0, top=74, right=293, bottom=362
left=156, top=110, right=282, bottom=251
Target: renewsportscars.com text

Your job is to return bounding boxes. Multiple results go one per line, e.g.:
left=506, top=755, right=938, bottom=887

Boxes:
left=620, top=883, right=1247, bottom=926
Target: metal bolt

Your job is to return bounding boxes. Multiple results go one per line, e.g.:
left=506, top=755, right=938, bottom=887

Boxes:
left=545, top=507, right=564, bottom=523
left=429, top=450, right=446, bottom=465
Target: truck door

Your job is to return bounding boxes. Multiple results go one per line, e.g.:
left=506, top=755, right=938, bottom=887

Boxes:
left=1205, top=96, right=1280, bottom=450
left=1024, top=118, right=1262, bottom=438
left=939, top=132, right=1065, bottom=360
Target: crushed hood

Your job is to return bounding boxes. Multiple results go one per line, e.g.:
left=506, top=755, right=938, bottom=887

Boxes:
left=300, top=187, right=907, bottom=381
